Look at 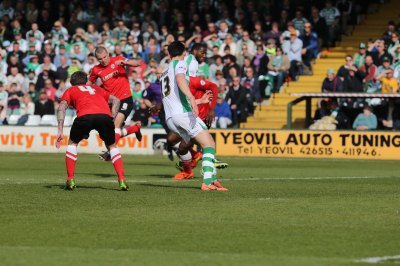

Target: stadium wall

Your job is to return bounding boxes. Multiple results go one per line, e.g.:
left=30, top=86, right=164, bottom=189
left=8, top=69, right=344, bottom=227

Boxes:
left=1, top=126, right=399, bottom=160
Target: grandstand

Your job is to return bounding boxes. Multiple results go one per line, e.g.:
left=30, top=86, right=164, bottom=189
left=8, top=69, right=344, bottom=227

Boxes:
left=243, top=0, right=399, bottom=129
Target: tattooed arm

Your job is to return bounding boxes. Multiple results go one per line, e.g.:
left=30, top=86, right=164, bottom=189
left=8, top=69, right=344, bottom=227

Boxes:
left=56, top=100, right=68, bottom=148
left=108, top=95, right=120, bottom=120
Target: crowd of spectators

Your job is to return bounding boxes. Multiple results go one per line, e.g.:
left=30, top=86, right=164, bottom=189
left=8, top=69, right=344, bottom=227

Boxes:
left=0, top=0, right=382, bottom=128
left=318, top=19, right=400, bottom=130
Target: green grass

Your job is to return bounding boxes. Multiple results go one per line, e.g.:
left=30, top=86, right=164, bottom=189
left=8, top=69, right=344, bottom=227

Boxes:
left=0, top=153, right=399, bottom=266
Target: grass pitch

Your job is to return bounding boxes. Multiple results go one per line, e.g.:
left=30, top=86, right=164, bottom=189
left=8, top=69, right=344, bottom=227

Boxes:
left=0, top=152, right=399, bottom=266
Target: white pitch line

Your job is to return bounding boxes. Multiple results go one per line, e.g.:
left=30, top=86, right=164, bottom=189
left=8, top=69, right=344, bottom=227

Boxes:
left=0, top=175, right=395, bottom=185
left=355, top=255, right=400, bottom=263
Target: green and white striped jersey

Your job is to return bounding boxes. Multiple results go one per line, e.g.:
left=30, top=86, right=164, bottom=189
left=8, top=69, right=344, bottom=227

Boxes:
left=184, top=54, right=199, bottom=77
left=161, top=60, right=192, bottom=119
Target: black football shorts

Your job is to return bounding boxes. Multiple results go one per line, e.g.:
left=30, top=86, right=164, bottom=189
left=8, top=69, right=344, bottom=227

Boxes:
left=70, top=114, right=115, bottom=146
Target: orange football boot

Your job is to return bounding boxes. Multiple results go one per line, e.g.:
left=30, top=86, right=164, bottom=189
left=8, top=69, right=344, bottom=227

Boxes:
left=172, top=171, right=194, bottom=180
left=212, top=181, right=228, bottom=191
left=201, top=183, right=218, bottom=191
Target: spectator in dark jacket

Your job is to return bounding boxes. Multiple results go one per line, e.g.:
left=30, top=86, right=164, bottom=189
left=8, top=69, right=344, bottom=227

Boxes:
left=34, top=90, right=54, bottom=117
left=241, top=67, right=261, bottom=116
left=322, top=68, right=343, bottom=92
left=343, top=65, right=365, bottom=92
left=300, top=22, right=318, bottom=71
left=225, top=76, right=247, bottom=127
left=251, top=45, right=269, bottom=76
left=310, top=7, right=328, bottom=47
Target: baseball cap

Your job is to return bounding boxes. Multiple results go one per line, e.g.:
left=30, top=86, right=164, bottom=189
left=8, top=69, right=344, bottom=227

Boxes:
left=327, top=68, right=335, bottom=75
left=382, top=56, right=390, bottom=62
left=359, top=42, right=366, bottom=49
left=218, top=93, right=224, bottom=98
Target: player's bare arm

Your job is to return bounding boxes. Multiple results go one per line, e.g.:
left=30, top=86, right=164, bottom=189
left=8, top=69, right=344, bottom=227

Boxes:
left=205, top=109, right=216, bottom=128
left=176, top=73, right=198, bottom=117
left=56, top=100, right=69, bottom=149
left=108, top=95, right=120, bottom=119
left=116, top=59, right=140, bottom=67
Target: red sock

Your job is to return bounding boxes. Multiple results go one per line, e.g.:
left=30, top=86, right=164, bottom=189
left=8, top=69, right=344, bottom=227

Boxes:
left=124, top=124, right=141, bottom=136
left=66, top=145, right=77, bottom=181
left=182, top=161, right=193, bottom=173
left=115, top=128, right=121, bottom=144
left=189, top=148, right=201, bottom=158
left=110, top=148, right=125, bottom=181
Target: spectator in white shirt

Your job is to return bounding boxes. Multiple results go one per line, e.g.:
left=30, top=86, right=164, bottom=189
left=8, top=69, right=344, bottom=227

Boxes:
left=83, top=53, right=97, bottom=74
left=283, top=31, right=303, bottom=80
left=26, top=23, right=45, bottom=43
left=7, top=66, right=24, bottom=90
left=0, top=54, right=8, bottom=76
left=219, top=34, right=237, bottom=57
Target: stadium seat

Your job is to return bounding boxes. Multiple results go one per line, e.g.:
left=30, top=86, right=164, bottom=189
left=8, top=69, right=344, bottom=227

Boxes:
left=40, top=115, right=58, bottom=126
left=25, top=115, right=41, bottom=126
left=8, top=114, right=21, bottom=125
left=64, top=115, right=74, bottom=127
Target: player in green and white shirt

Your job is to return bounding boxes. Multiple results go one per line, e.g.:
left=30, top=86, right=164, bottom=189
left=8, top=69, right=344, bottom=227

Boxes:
left=182, top=44, right=228, bottom=171
left=184, top=53, right=199, bottom=77
left=161, top=41, right=227, bottom=191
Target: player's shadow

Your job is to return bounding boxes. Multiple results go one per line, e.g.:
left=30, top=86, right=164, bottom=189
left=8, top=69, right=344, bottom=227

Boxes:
left=80, top=173, right=114, bottom=178
left=44, top=184, right=119, bottom=191
left=146, top=174, right=175, bottom=179
left=132, top=163, right=169, bottom=167
left=139, top=183, right=199, bottom=190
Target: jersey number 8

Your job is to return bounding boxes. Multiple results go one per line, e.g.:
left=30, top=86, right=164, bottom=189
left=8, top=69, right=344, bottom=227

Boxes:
left=78, top=85, right=96, bottom=95
left=161, top=76, right=170, bottom=97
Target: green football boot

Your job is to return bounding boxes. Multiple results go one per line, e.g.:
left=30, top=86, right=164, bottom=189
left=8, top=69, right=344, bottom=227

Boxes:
left=119, top=180, right=129, bottom=191
left=214, top=159, right=229, bottom=169
left=65, top=179, right=76, bottom=190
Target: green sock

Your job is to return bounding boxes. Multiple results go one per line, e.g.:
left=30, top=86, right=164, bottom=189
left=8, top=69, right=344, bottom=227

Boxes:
left=212, top=166, right=217, bottom=182
left=202, top=147, right=215, bottom=185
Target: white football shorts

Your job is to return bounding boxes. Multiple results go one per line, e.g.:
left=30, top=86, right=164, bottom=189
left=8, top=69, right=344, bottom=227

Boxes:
left=166, top=112, right=207, bottom=143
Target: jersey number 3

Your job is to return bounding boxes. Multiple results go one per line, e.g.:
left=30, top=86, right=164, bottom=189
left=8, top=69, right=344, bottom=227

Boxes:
left=161, top=76, right=170, bottom=97
left=78, top=85, right=96, bottom=95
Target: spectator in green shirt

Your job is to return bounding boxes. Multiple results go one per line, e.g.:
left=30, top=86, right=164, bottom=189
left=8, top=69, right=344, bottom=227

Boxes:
left=352, top=105, right=377, bottom=130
